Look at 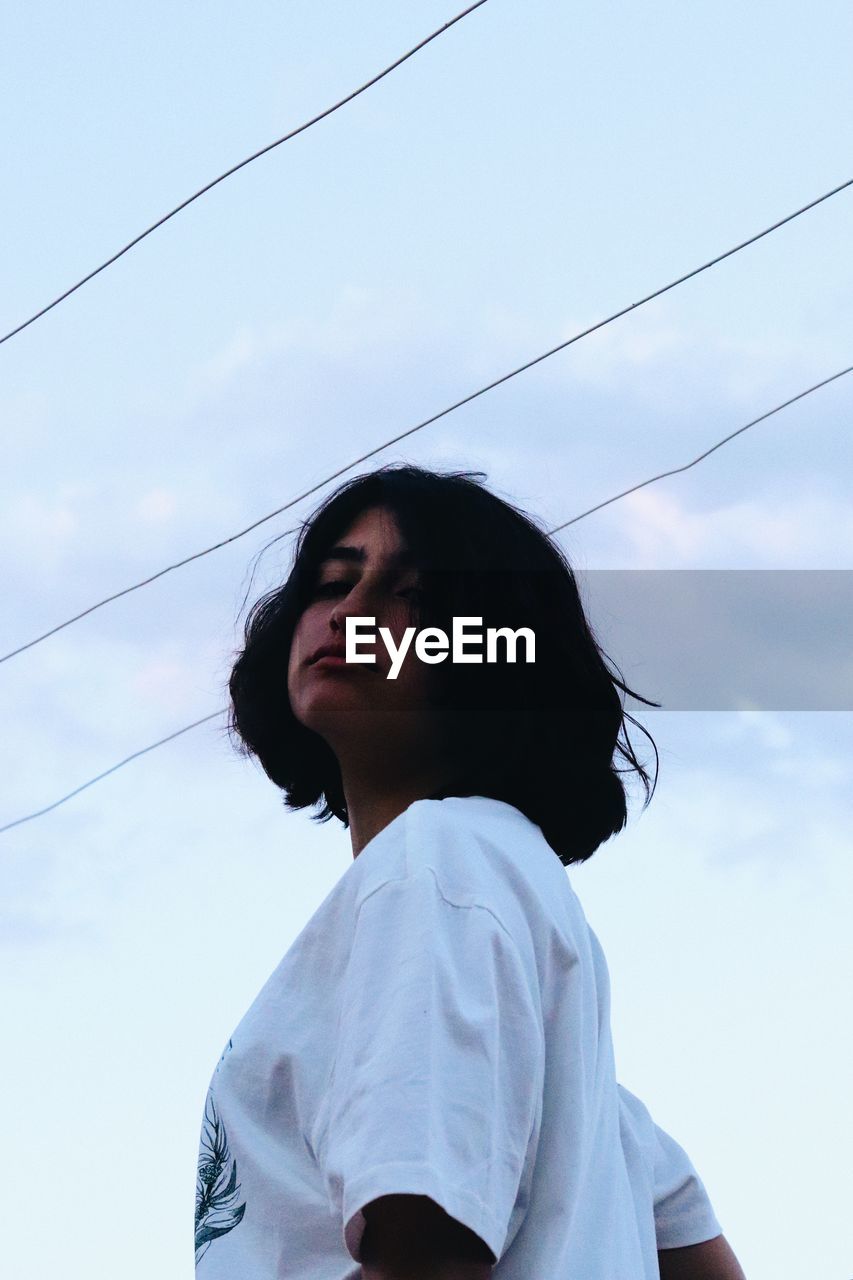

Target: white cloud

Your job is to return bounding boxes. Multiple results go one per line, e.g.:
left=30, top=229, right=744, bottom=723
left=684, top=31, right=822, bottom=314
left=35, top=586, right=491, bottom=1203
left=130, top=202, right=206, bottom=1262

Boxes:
left=715, top=709, right=795, bottom=752
left=190, top=325, right=269, bottom=393
left=551, top=308, right=687, bottom=388
left=476, top=295, right=843, bottom=418
left=184, top=283, right=448, bottom=405
left=131, top=656, right=195, bottom=705
left=603, top=485, right=853, bottom=568
left=653, top=727, right=852, bottom=874
left=135, top=488, right=178, bottom=524
left=0, top=490, right=82, bottom=572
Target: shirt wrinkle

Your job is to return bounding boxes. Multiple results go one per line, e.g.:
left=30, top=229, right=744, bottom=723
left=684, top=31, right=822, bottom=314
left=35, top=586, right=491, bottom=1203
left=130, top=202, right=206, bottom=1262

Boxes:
left=193, top=793, right=722, bottom=1278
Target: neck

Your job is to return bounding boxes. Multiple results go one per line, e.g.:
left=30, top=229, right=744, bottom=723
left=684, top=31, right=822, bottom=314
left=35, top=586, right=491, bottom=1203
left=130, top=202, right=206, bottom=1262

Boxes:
left=338, top=746, right=465, bottom=858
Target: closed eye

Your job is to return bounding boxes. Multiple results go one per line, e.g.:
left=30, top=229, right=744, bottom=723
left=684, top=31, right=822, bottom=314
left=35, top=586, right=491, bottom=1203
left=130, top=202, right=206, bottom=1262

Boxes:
left=312, top=580, right=421, bottom=600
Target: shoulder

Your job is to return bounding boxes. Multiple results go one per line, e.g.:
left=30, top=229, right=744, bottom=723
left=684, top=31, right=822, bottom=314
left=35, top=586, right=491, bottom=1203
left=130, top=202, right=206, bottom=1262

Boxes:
left=402, top=795, right=534, bottom=904
left=352, top=794, right=588, bottom=973
left=403, top=796, right=586, bottom=968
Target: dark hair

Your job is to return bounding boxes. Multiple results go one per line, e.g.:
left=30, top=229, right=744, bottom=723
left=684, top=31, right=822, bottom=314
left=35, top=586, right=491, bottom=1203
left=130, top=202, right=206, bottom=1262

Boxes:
left=227, top=463, right=660, bottom=866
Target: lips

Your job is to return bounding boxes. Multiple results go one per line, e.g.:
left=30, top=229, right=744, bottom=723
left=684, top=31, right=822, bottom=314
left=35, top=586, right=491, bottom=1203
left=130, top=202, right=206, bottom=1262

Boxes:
left=308, top=642, right=348, bottom=665
left=307, top=640, right=386, bottom=676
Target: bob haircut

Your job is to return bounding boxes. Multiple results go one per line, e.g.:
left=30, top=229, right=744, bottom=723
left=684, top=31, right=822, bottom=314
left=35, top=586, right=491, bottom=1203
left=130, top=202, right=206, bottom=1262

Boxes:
left=228, top=463, right=660, bottom=867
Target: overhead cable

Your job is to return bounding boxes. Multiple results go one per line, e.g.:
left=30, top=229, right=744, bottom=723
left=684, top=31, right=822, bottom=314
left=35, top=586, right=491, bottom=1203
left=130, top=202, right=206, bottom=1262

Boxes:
left=0, top=713, right=224, bottom=834
left=548, top=363, right=853, bottom=530
left=0, top=0, right=491, bottom=349
left=2, top=173, right=851, bottom=666
left=2, top=358, right=850, bottom=836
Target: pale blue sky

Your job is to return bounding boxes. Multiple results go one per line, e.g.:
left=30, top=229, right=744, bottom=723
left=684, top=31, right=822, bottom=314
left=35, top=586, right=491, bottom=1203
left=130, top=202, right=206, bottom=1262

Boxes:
left=1, top=2, right=852, bottom=1276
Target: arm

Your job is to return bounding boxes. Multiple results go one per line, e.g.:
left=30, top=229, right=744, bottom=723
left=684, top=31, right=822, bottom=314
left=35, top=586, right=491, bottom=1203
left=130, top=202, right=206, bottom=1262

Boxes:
left=658, top=1234, right=747, bottom=1280
left=360, top=1194, right=494, bottom=1280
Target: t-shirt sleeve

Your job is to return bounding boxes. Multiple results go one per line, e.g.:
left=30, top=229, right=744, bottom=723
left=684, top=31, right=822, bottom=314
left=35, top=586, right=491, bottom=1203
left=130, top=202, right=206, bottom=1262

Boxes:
left=313, top=865, right=544, bottom=1266
left=652, top=1118, right=723, bottom=1249
left=617, top=1083, right=723, bottom=1249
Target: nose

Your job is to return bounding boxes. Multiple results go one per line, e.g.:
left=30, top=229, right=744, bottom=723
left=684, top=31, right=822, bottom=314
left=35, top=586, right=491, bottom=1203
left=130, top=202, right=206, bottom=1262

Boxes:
left=329, top=573, right=405, bottom=627
left=328, top=577, right=409, bottom=671
left=329, top=578, right=374, bottom=632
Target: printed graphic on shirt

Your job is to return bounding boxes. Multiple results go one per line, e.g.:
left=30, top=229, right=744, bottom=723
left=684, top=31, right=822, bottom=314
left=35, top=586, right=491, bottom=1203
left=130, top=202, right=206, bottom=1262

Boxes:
left=195, top=1094, right=247, bottom=1265
left=214, top=1038, right=233, bottom=1075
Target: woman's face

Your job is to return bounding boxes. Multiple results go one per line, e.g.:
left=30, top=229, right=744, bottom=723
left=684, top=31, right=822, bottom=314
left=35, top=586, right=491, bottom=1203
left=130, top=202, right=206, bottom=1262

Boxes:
left=287, top=505, right=448, bottom=761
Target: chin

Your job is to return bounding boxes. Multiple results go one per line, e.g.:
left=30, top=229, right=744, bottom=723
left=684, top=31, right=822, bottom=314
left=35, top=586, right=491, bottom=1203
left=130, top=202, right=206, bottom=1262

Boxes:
left=296, top=684, right=363, bottom=731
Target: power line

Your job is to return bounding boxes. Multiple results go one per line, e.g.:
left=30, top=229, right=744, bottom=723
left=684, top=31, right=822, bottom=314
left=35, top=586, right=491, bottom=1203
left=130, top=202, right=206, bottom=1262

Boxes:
left=548, top=362, right=853, bottom=531
left=2, top=359, right=850, bottom=836
left=0, top=0, right=491, bottom=349
left=0, top=713, right=224, bottom=835
left=2, top=174, right=851, bottom=667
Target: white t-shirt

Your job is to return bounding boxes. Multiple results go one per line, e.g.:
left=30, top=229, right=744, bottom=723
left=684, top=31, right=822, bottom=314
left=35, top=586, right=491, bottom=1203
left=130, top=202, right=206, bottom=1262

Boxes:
left=194, top=794, right=722, bottom=1277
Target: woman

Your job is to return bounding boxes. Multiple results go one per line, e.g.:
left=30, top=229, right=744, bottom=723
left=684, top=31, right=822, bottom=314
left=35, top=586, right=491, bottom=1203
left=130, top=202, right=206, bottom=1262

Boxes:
left=195, top=463, right=747, bottom=1278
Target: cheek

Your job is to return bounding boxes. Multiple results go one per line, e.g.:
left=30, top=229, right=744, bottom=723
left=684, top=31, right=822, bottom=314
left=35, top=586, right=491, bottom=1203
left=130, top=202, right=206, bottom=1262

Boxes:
left=287, top=616, right=310, bottom=685
left=398, top=642, right=444, bottom=698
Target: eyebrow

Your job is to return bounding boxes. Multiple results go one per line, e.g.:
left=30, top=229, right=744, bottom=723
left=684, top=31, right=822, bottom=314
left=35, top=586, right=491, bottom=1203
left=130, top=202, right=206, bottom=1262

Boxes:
left=318, top=544, right=415, bottom=570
